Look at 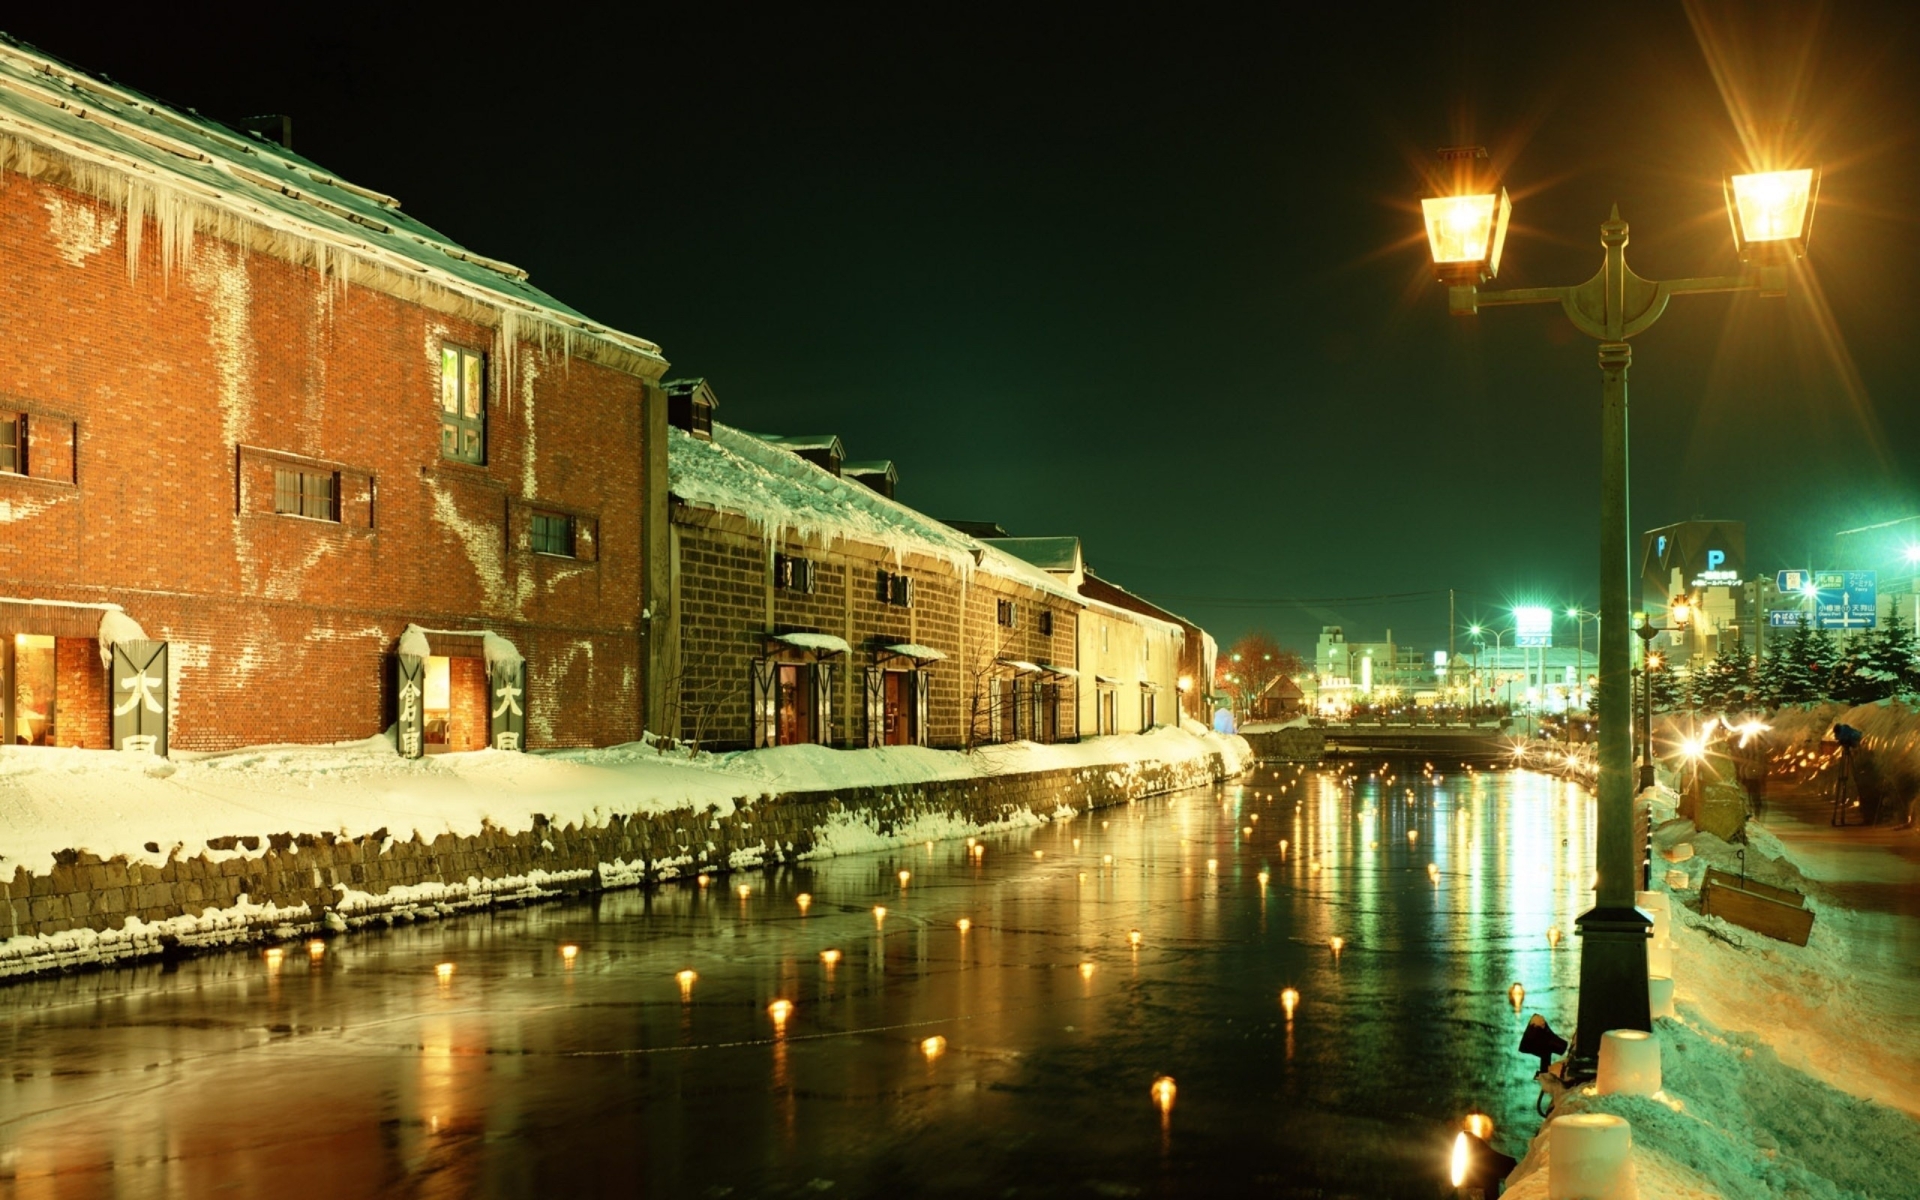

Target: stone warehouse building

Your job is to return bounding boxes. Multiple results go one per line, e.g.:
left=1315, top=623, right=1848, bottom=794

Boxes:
left=662, top=381, right=1190, bottom=750
left=0, top=36, right=669, bottom=753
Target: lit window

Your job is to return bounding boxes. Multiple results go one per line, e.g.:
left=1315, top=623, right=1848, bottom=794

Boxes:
left=439, top=345, right=486, bottom=464
left=273, top=467, right=337, bottom=521
left=531, top=510, right=575, bottom=556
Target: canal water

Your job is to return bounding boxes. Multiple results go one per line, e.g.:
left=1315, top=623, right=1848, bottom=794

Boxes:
left=0, top=763, right=1596, bottom=1198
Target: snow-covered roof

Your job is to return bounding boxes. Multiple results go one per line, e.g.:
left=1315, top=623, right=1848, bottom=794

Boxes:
left=994, top=537, right=1083, bottom=574
left=668, top=423, right=1084, bottom=605
left=751, top=432, right=846, bottom=458
left=0, top=36, right=663, bottom=370
left=843, top=459, right=897, bottom=480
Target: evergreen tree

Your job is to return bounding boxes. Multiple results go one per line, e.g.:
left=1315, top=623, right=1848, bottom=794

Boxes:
left=1807, top=627, right=1843, bottom=699
left=1835, top=611, right=1920, bottom=704
left=1755, top=634, right=1797, bottom=708
left=1771, top=622, right=1823, bottom=705
left=1692, top=642, right=1755, bottom=713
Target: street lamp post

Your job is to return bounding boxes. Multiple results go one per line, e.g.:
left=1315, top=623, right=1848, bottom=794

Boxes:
left=1423, top=161, right=1817, bottom=1079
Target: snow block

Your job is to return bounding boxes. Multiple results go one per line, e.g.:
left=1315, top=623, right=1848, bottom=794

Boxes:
left=1596, top=1029, right=1661, bottom=1097
left=1548, top=1113, right=1632, bottom=1199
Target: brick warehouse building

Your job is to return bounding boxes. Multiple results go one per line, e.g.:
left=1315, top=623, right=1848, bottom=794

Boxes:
left=662, top=382, right=1081, bottom=751
left=0, top=38, right=670, bottom=753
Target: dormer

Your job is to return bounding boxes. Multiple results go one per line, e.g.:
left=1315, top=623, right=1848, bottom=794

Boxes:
left=844, top=459, right=898, bottom=499
left=664, top=378, right=718, bottom=439
left=753, top=433, right=846, bottom=477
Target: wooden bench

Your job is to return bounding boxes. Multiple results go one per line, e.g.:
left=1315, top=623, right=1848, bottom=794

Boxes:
left=1701, top=869, right=1814, bottom=946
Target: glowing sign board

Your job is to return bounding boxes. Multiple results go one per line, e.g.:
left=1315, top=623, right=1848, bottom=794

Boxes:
left=1513, top=606, right=1554, bottom=648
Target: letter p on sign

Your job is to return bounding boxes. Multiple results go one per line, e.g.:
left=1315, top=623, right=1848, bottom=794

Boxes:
left=1707, top=550, right=1726, bottom=571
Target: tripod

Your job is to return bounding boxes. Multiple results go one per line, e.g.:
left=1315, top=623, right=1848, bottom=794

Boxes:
left=1829, top=744, right=1862, bottom=827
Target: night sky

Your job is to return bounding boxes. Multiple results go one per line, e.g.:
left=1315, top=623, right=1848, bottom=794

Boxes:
left=12, top=3, right=1917, bottom=653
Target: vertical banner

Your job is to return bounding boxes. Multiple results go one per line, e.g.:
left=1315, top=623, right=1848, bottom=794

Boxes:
left=396, top=654, right=426, bottom=759
left=864, top=667, right=885, bottom=749
left=912, top=669, right=930, bottom=747
left=751, top=659, right=777, bottom=749
left=111, top=639, right=169, bottom=756
left=812, top=661, right=834, bottom=746
left=489, top=658, right=526, bottom=751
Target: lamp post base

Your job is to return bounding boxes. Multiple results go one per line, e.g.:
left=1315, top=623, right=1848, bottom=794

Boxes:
left=1638, top=762, right=1656, bottom=791
left=1565, top=905, right=1653, bottom=1083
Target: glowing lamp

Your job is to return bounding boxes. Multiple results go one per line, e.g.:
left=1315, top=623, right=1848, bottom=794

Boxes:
left=899, top=870, right=912, bottom=885
left=1424, top=189, right=1513, bottom=284
left=872, top=905, right=887, bottom=923
left=676, top=968, right=696, bottom=992
left=1905, top=545, right=1920, bottom=565
left=1726, top=167, right=1818, bottom=260
left=1329, top=935, right=1345, bottom=957
left=1257, top=869, right=1271, bottom=885
left=1509, top=981, right=1525, bottom=1011
left=696, top=873, right=711, bottom=888
left=1450, top=1131, right=1470, bottom=1189
left=796, top=893, right=812, bottom=911
left=1649, top=974, right=1676, bottom=1019
left=1546, top=926, right=1562, bottom=948
left=264, top=947, right=284, bottom=967
left=1280, top=987, right=1299, bottom=1020
left=560, top=944, right=579, bottom=964
left=1278, top=839, right=1288, bottom=856
left=1464, top=1109, right=1495, bottom=1141
left=972, top=844, right=985, bottom=858
left=1596, top=1029, right=1661, bottom=1096
left=435, top=961, right=454, bottom=981
left=1549, top=1114, right=1631, bottom=1198
left=1151, top=1075, right=1177, bottom=1113
left=921, top=1035, right=947, bottom=1059
left=736, top=883, right=752, bottom=899
left=1407, top=829, right=1419, bottom=844
left=820, top=948, right=841, bottom=966
left=307, top=939, right=326, bottom=960
left=956, top=917, right=971, bottom=932
left=768, top=998, right=793, bottom=1024
left=1669, top=595, right=1693, bottom=628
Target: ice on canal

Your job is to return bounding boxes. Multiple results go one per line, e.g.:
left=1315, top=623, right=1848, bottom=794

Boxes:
left=1, top=765, right=1603, bottom=1197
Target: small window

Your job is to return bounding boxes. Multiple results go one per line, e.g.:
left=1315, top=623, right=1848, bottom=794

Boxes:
left=531, top=510, right=576, bottom=556
left=996, top=598, right=1018, bottom=629
left=878, top=570, right=913, bottom=608
left=1039, top=610, right=1054, bottom=637
left=775, top=554, right=816, bottom=593
left=439, top=345, right=487, bottom=464
left=273, top=467, right=338, bottom=521
left=0, top=414, right=21, bottom=475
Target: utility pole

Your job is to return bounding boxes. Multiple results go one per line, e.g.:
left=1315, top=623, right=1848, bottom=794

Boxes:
left=1449, top=589, right=1457, bottom=707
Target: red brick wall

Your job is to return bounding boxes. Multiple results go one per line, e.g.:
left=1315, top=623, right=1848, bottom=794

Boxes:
left=448, top=656, right=489, bottom=752
left=52, top=637, right=108, bottom=750
left=0, top=167, right=653, bottom=751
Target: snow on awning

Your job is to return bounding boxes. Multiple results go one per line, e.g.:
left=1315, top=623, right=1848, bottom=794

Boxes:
left=882, top=643, right=947, bottom=663
left=1036, top=662, right=1079, bottom=678
left=1095, top=675, right=1119, bottom=685
left=405, top=624, right=525, bottom=668
left=96, top=608, right=149, bottom=668
left=770, top=631, right=851, bottom=656
left=998, top=659, right=1043, bottom=674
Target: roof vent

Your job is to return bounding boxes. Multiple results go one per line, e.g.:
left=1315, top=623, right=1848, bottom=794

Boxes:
left=664, top=378, right=717, bottom=440
left=238, top=114, right=294, bottom=150
left=844, top=460, right=897, bottom=499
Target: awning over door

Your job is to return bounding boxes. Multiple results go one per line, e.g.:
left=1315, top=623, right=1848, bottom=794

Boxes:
left=880, top=642, right=946, bottom=664
left=765, top=631, right=851, bottom=658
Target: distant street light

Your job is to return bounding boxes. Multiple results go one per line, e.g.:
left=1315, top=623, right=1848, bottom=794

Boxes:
left=1423, top=151, right=1816, bottom=1080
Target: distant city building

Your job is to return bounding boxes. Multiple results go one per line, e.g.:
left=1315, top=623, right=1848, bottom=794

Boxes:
left=1639, top=519, right=1747, bottom=664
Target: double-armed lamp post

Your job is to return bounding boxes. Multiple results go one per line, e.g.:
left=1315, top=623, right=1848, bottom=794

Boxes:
left=1422, top=157, right=1818, bottom=1078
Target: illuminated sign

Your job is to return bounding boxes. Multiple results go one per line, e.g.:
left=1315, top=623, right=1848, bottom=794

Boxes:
left=1513, top=606, right=1554, bottom=648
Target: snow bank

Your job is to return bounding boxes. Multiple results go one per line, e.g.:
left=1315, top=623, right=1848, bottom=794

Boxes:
left=0, top=726, right=1242, bottom=877
left=1499, top=783, right=1920, bottom=1199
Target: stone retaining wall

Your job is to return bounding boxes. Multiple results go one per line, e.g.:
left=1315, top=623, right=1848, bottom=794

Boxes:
left=1241, top=727, right=1325, bottom=762
left=1, top=750, right=1224, bottom=980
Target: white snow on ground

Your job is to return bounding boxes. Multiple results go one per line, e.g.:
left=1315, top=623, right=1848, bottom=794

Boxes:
left=0, top=726, right=1249, bottom=876
left=1500, top=781, right=1920, bottom=1199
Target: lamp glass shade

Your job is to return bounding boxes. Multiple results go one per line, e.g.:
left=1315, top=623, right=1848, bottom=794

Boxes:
left=1729, top=169, right=1815, bottom=244
left=1422, top=189, right=1511, bottom=275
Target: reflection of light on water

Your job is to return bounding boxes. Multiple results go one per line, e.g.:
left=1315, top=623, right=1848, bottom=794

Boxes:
left=1281, top=987, right=1299, bottom=1020
left=1509, top=981, right=1525, bottom=1010
left=796, top=893, right=812, bottom=912
left=1151, top=1075, right=1176, bottom=1113
left=677, top=969, right=697, bottom=999
left=872, top=906, right=887, bottom=925
left=560, top=944, right=578, bottom=967
left=956, top=918, right=971, bottom=933
left=820, top=948, right=841, bottom=966
left=921, top=1035, right=946, bottom=1059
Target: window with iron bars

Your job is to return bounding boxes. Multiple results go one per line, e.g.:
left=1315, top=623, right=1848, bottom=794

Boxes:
left=997, top=598, right=1018, bottom=629
left=273, top=467, right=338, bottom=521
left=531, top=510, right=576, bottom=556
left=775, top=554, right=816, bottom=593
left=0, top=414, right=22, bottom=475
